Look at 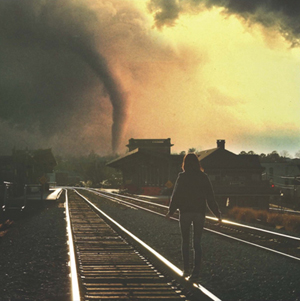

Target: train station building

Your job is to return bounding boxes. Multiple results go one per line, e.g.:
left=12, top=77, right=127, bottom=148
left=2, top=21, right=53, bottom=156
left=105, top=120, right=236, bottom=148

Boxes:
left=107, top=138, right=273, bottom=209
left=107, top=138, right=182, bottom=196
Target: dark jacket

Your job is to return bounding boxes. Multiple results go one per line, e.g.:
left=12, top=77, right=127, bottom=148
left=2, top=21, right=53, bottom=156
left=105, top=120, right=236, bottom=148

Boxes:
left=168, top=170, right=221, bottom=218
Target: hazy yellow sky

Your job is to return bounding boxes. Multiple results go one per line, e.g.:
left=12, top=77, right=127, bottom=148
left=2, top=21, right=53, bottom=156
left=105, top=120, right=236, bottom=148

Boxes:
left=116, top=1, right=300, bottom=156
left=1, top=0, right=299, bottom=156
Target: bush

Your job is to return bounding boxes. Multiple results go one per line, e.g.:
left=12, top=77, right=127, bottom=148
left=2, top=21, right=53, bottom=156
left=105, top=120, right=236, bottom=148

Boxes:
left=256, top=210, right=268, bottom=223
left=241, top=208, right=258, bottom=223
left=284, top=215, right=300, bottom=233
left=227, top=207, right=300, bottom=234
left=227, top=207, right=260, bottom=223
left=267, top=213, right=283, bottom=227
left=226, top=207, right=240, bottom=220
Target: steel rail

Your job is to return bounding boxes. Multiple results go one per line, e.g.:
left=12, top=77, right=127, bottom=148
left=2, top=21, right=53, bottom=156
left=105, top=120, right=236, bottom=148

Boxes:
left=269, top=207, right=300, bottom=215
left=65, top=190, right=81, bottom=301
left=92, top=189, right=168, bottom=209
left=205, top=228, right=300, bottom=261
left=88, top=189, right=300, bottom=261
left=207, top=217, right=300, bottom=240
left=75, top=189, right=221, bottom=301
left=93, top=189, right=300, bottom=242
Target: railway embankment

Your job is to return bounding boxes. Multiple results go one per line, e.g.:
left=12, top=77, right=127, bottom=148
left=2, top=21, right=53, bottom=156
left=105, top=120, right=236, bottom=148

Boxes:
left=0, top=193, right=70, bottom=300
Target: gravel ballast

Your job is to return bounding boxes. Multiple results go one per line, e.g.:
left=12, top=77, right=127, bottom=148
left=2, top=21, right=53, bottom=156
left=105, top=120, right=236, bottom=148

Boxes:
left=81, top=190, right=300, bottom=301
left=1, top=189, right=300, bottom=301
left=0, top=194, right=70, bottom=301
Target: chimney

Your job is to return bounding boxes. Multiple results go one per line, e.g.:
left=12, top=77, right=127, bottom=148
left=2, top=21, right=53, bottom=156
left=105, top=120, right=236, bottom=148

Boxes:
left=217, top=139, right=225, bottom=149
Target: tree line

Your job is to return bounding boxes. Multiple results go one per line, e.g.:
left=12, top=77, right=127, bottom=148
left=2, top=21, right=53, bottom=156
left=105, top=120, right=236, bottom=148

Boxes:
left=54, top=152, right=122, bottom=188
left=54, top=149, right=300, bottom=187
left=239, top=150, right=300, bottom=162
left=178, top=148, right=300, bottom=161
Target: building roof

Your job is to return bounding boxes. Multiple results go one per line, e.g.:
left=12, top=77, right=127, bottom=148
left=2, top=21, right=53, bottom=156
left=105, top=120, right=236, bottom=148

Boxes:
left=198, top=147, right=263, bottom=170
left=108, top=139, right=263, bottom=171
left=126, top=138, right=173, bottom=148
left=126, top=138, right=173, bottom=154
left=197, top=148, right=218, bottom=160
left=106, top=148, right=140, bottom=168
left=107, top=148, right=181, bottom=169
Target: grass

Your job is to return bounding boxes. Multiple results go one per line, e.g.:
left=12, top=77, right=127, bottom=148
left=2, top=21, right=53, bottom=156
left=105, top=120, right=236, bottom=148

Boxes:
left=227, top=207, right=300, bottom=234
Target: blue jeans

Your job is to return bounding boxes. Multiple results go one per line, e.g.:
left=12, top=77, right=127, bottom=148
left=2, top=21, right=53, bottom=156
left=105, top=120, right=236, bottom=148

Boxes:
left=179, top=212, right=205, bottom=274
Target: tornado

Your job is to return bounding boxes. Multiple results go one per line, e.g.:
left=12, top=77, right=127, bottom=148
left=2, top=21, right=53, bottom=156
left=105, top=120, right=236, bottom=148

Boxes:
left=73, top=42, right=127, bottom=153
left=0, top=0, right=127, bottom=153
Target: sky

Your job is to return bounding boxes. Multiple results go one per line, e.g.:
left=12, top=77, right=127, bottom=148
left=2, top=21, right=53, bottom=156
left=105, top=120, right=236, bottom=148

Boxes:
left=0, top=0, right=299, bottom=157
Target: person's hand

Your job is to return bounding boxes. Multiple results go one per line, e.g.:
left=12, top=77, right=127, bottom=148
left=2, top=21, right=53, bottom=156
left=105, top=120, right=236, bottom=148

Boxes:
left=214, top=214, right=222, bottom=225
left=165, top=212, right=172, bottom=220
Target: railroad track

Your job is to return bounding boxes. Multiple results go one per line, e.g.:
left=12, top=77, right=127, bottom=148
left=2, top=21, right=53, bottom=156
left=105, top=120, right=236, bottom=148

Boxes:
left=83, top=189, right=300, bottom=262
left=65, top=189, right=220, bottom=301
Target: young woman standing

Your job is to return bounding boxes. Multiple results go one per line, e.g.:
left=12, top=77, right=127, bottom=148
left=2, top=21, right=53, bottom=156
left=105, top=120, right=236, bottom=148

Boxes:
left=166, top=153, right=222, bottom=281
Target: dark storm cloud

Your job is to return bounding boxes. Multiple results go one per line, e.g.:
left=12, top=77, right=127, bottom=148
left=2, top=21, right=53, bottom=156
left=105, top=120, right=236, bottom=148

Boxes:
left=148, top=0, right=181, bottom=27
left=148, top=0, right=300, bottom=43
left=0, top=0, right=127, bottom=153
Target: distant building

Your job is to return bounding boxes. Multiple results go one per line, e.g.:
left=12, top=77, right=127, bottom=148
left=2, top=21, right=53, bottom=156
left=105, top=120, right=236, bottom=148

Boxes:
left=107, top=138, right=182, bottom=195
left=261, top=161, right=300, bottom=205
left=107, top=138, right=272, bottom=209
left=47, top=170, right=82, bottom=186
left=198, top=140, right=271, bottom=209
left=0, top=148, right=57, bottom=197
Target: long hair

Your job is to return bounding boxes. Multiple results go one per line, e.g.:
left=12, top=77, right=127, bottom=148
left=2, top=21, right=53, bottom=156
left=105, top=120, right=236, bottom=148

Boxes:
left=182, top=153, right=203, bottom=172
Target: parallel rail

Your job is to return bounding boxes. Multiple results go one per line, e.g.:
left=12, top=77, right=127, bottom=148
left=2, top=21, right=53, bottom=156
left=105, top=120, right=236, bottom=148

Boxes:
left=86, top=189, right=300, bottom=261
left=66, top=189, right=221, bottom=301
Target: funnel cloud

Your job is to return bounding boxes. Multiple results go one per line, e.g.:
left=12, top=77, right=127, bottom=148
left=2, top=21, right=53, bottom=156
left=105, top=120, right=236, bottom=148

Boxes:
left=0, top=0, right=127, bottom=154
left=1, top=0, right=299, bottom=156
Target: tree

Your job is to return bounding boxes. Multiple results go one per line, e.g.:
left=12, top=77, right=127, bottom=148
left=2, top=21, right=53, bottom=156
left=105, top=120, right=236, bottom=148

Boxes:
left=188, top=148, right=196, bottom=153
left=260, top=153, right=266, bottom=159
left=264, top=151, right=282, bottom=163
left=54, top=153, right=121, bottom=187
left=239, top=151, right=256, bottom=155
left=280, top=150, right=291, bottom=158
left=295, top=150, right=300, bottom=159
